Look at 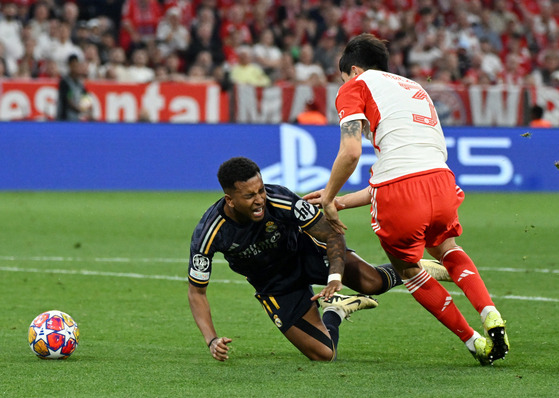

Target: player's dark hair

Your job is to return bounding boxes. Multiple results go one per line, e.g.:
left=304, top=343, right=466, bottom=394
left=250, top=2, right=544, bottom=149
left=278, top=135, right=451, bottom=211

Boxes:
left=339, top=33, right=389, bottom=74
left=217, top=157, right=261, bottom=191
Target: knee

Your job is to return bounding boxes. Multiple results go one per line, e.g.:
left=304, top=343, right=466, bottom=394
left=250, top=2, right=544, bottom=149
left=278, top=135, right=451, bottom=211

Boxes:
left=306, top=346, right=335, bottom=362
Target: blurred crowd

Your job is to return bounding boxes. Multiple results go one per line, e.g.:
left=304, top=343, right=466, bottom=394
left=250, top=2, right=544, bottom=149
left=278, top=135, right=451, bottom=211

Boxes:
left=1, top=0, right=559, bottom=88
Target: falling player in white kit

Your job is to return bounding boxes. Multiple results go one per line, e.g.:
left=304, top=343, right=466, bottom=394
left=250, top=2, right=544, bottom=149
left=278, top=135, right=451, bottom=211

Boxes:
left=304, top=33, right=509, bottom=365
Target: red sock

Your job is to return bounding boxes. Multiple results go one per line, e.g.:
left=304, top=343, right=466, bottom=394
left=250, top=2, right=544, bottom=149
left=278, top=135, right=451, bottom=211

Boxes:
left=405, top=269, right=473, bottom=342
left=442, top=248, right=494, bottom=313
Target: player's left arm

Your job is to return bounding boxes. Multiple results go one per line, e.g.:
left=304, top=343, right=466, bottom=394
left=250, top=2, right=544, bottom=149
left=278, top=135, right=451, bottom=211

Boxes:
left=322, top=120, right=364, bottom=234
left=306, top=216, right=346, bottom=300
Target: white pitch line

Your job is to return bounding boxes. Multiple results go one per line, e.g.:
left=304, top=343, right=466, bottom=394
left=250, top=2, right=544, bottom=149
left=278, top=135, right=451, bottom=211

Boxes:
left=0, top=265, right=557, bottom=303
left=0, top=265, right=246, bottom=285
left=0, top=255, right=557, bottom=274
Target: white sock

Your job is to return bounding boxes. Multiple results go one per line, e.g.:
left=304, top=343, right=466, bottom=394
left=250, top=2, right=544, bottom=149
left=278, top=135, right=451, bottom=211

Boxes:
left=465, top=330, right=482, bottom=352
left=480, top=306, right=499, bottom=323
left=323, top=306, right=345, bottom=321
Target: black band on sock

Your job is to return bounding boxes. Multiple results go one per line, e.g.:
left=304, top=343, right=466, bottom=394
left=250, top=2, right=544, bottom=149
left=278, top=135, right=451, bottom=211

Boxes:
left=375, top=263, right=403, bottom=294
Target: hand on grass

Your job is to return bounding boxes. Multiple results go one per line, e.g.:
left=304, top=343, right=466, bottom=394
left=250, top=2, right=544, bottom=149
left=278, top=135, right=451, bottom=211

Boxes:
left=209, top=337, right=232, bottom=361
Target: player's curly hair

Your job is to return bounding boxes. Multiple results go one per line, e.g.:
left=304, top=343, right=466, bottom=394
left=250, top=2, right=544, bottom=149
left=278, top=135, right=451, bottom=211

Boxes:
left=218, top=157, right=261, bottom=191
left=339, top=33, right=389, bottom=74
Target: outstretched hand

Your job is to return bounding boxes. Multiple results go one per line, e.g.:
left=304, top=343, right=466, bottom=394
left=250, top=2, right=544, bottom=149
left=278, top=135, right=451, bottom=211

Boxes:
left=311, top=280, right=343, bottom=301
left=303, top=189, right=346, bottom=211
left=209, top=337, right=232, bottom=361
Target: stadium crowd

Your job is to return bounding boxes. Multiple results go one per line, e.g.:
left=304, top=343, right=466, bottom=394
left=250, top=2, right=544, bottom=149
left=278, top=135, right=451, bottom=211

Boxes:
left=0, top=0, right=558, bottom=88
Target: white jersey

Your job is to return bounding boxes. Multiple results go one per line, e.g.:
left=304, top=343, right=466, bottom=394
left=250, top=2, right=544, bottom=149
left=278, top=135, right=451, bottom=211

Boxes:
left=336, top=69, right=449, bottom=186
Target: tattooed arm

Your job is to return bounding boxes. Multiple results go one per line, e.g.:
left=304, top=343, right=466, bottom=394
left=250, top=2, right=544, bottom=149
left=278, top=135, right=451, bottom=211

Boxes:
left=306, top=214, right=347, bottom=300
left=321, top=120, right=364, bottom=234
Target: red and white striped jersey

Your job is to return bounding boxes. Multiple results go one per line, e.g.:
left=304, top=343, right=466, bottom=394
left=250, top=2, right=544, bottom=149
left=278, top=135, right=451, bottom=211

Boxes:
left=335, top=69, right=449, bottom=186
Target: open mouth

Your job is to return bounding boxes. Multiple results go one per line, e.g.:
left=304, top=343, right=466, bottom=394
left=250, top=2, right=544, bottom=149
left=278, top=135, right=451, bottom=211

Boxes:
left=253, top=207, right=264, bottom=218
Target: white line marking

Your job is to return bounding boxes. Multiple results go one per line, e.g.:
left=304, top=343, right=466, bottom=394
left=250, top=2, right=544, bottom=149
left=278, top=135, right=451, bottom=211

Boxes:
left=0, top=265, right=246, bottom=285
left=0, top=255, right=557, bottom=274
left=1, top=264, right=557, bottom=303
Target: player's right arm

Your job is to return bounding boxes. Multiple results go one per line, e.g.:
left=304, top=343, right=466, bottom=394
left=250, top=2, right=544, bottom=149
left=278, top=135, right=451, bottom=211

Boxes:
left=188, top=284, right=232, bottom=361
left=188, top=203, right=232, bottom=361
left=321, top=120, right=364, bottom=234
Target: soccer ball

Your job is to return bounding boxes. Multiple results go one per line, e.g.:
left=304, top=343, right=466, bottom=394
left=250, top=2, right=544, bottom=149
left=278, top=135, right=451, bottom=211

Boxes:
left=28, top=310, right=79, bottom=359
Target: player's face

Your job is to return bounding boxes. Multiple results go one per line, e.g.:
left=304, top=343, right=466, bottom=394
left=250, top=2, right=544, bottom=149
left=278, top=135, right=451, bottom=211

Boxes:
left=225, top=174, right=266, bottom=224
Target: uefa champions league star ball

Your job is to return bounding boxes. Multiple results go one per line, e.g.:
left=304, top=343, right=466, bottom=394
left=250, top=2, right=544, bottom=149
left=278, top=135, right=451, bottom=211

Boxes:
left=28, top=310, right=79, bottom=359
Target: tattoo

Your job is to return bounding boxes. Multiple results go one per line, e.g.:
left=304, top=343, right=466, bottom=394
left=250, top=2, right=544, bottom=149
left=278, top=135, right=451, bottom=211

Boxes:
left=341, top=120, right=362, bottom=140
left=307, top=217, right=346, bottom=275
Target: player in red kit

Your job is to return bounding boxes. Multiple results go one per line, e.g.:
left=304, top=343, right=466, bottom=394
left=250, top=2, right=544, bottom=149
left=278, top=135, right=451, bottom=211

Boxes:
left=304, top=33, right=509, bottom=366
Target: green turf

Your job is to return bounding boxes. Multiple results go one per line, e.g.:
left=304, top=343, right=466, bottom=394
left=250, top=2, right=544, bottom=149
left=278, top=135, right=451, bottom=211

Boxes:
left=1, top=192, right=558, bottom=397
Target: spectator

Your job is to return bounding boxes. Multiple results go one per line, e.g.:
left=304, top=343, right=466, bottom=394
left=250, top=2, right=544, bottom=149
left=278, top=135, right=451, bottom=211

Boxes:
left=83, top=42, right=101, bottom=79
left=186, top=21, right=223, bottom=71
left=0, top=1, right=24, bottom=76
left=162, top=0, right=194, bottom=29
left=531, top=50, right=559, bottom=86
left=156, top=6, right=189, bottom=58
left=125, top=48, right=154, bottom=83
left=119, top=0, right=162, bottom=52
left=220, top=4, right=252, bottom=45
left=56, top=54, right=90, bottom=121
left=249, top=0, right=274, bottom=43
left=35, top=17, right=60, bottom=61
left=497, top=53, right=527, bottom=86
left=229, top=45, right=271, bottom=87
left=407, top=32, right=443, bottom=77
left=314, top=29, right=341, bottom=81
left=294, top=43, right=326, bottom=86
left=165, top=51, right=187, bottom=80
left=51, top=21, right=83, bottom=76
left=488, top=0, right=519, bottom=36
left=62, top=1, right=79, bottom=31
left=479, top=38, right=504, bottom=83
left=252, top=28, right=282, bottom=78
left=275, top=52, right=297, bottom=86
left=153, top=63, right=170, bottom=81
left=313, top=4, right=345, bottom=46
left=74, top=21, right=92, bottom=49
left=472, top=8, right=503, bottom=53
left=99, top=46, right=128, bottom=81
left=37, top=57, right=60, bottom=78
left=16, top=35, right=40, bottom=78
left=28, top=1, right=51, bottom=42
left=529, top=104, right=552, bottom=128
left=450, top=8, right=480, bottom=57
left=185, top=64, right=215, bottom=83
left=500, top=31, right=533, bottom=77
left=98, top=29, right=117, bottom=64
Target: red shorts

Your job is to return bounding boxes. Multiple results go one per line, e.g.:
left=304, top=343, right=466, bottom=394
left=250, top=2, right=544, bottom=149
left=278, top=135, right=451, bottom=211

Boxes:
left=370, top=169, right=464, bottom=263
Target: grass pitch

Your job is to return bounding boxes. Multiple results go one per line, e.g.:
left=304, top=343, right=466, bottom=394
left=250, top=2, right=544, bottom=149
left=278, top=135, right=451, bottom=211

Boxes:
left=1, top=191, right=558, bottom=397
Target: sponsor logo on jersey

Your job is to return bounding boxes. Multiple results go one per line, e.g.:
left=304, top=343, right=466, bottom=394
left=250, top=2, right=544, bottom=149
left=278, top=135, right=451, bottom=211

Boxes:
left=294, top=199, right=316, bottom=221
left=192, top=254, right=210, bottom=271
left=190, top=269, right=210, bottom=281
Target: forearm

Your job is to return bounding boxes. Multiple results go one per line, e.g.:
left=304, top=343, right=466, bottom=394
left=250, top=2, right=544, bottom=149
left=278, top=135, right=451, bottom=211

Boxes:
left=188, top=286, right=218, bottom=345
left=337, top=187, right=372, bottom=209
left=323, top=121, right=363, bottom=204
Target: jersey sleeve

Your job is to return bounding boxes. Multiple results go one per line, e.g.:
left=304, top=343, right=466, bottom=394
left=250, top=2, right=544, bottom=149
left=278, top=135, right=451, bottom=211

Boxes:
left=336, top=78, right=379, bottom=131
left=266, top=185, right=322, bottom=231
left=188, top=207, right=226, bottom=287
